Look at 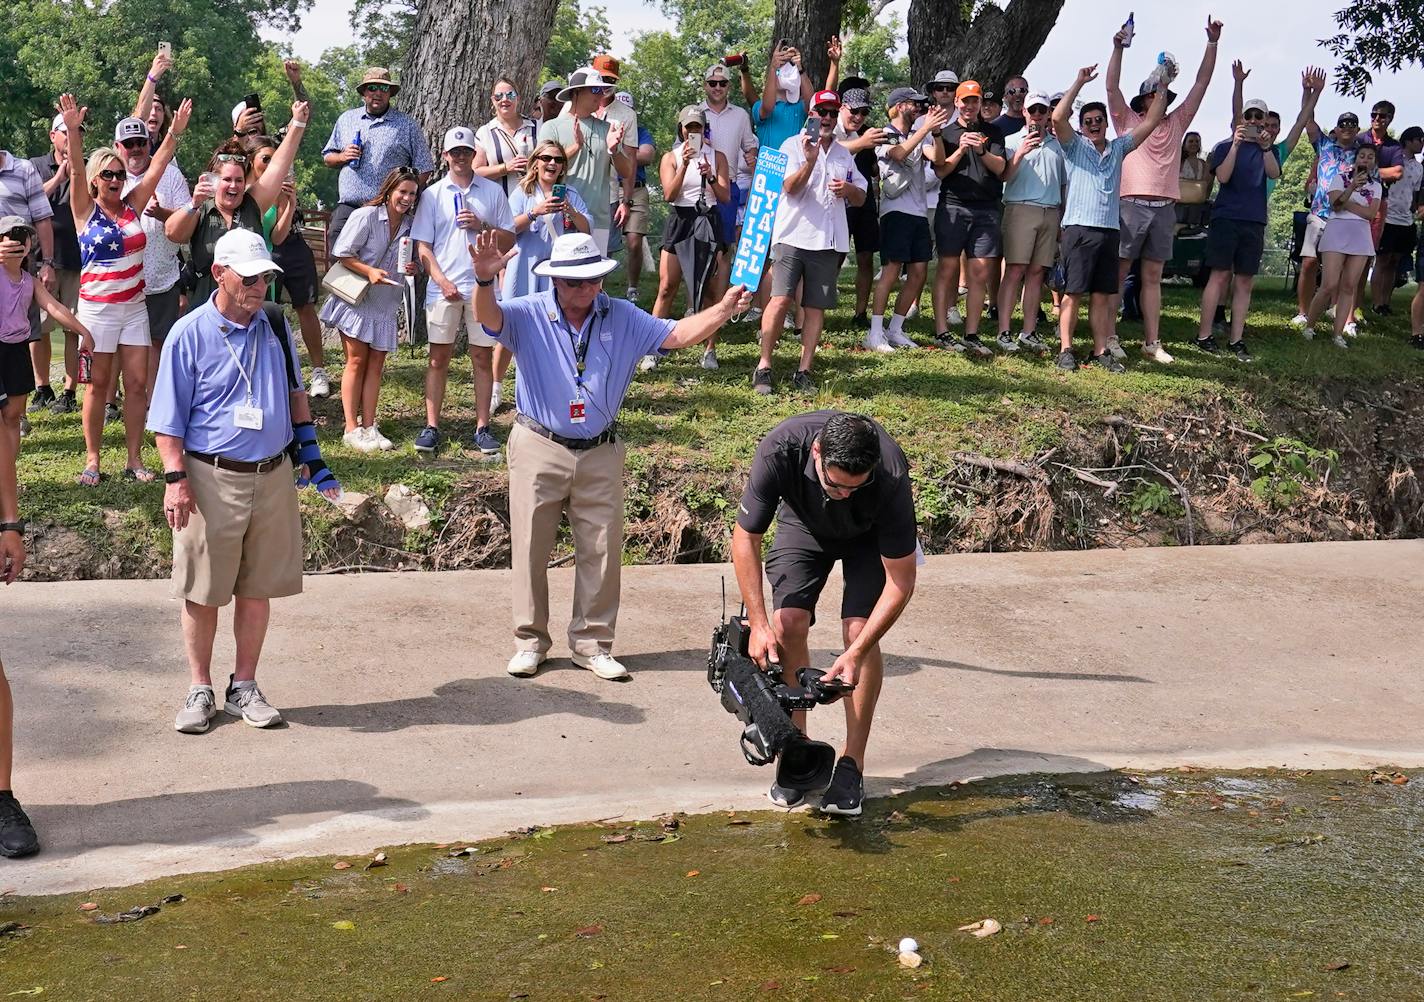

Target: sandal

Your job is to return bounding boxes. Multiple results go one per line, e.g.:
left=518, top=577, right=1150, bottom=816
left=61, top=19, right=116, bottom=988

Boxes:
left=123, top=466, right=156, bottom=483
left=77, top=466, right=101, bottom=487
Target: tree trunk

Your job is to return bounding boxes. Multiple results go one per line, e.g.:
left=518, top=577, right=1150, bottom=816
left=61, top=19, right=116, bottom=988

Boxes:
left=773, top=0, right=845, bottom=94
left=401, top=0, right=561, bottom=151
left=908, top=0, right=1065, bottom=95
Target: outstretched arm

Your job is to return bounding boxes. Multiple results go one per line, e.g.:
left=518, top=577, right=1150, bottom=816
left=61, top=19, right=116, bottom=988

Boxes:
left=1106, top=28, right=1129, bottom=119
left=1178, top=16, right=1225, bottom=124
left=250, top=102, right=310, bottom=212
left=663, top=285, right=753, bottom=349
left=58, top=95, right=93, bottom=224
left=125, top=98, right=191, bottom=212
left=1053, top=66, right=1096, bottom=147
left=1230, top=60, right=1248, bottom=125
left=1287, top=67, right=1325, bottom=151
left=131, top=49, right=171, bottom=123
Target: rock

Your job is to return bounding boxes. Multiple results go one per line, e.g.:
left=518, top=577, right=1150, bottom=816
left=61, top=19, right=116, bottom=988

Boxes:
left=898, top=951, right=923, bottom=968
left=329, top=491, right=373, bottom=520
left=384, top=485, right=433, bottom=531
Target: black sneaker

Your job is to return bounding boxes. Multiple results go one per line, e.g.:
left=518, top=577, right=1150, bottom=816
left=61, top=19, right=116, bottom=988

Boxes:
left=818, top=756, right=864, bottom=817
left=1086, top=351, right=1126, bottom=374
left=931, top=332, right=961, bottom=351
left=751, top=366, right=774, bottom=395
left=0, top=793, right=40, bottom=858
left=50, top=389, right=76, bottom=415
left=1195, top=335, right=1221, bottom=354
left=27, top=385, right=55, bottom=413
left=1227, top=339, right=1253, bottom=363
left=1372, top=303, right=1392, bottom=316
left=791, top=369, right=815, bottom=393
left=769, top=782, right=806, bottom=809
left=960, top=333, right=993, bottom=358
left=851, top=312, right=868, bottom=327
left=987, top=305, right=1000, bottom=323
left=1055, top=349, right=1078, bottom=371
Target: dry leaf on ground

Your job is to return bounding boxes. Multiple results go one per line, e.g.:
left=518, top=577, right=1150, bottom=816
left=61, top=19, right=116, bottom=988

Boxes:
left=797, top=893, right=822, bottom=906
left=958, top=919, right=1002, bottom=938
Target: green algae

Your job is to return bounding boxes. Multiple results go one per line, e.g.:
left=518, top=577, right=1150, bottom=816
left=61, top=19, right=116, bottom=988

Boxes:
left=1, top=769, right=1421, bottom=1001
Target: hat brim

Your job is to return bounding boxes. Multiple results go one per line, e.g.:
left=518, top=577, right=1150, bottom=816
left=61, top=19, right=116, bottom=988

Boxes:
left=226, top=261, right=285, bottom=278
left=1, top=222, right=37, bottom=238
left=533, top=257, right=619, bottom=280
left=359, top=81, right=400, bottom=97
left=444, top=143, right=476, bottom=153
left=1130, top=90, right=1175, bottom=113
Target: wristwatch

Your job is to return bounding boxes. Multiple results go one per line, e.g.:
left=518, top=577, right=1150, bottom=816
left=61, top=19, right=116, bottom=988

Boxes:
left=163, top=470, right=188, bottom=484
left=39, top=258, right=56, bottom=268
left=0, top=520, right=24, bottom=535
left=475, top=275, right=495, bottom=287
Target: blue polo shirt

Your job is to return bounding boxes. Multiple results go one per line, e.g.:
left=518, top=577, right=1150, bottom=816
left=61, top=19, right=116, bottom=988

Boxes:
left=1060, top=133, right=1137, bottom=230
left=148, top=295, right=304, bottom=461
left=1208, top=139, right=1269, bottom=224
left=322, top=107, right=436, bottom=205
left=485, top=290, right=674, bottom=438
left=410, top=174, right=515, bottom=307
left=751, top=99, right=807, bottom=155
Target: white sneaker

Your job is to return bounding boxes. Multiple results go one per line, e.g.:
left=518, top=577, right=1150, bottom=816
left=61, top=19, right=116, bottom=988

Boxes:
left=309, top=367, right=331, bottom=398
left=490, top=381, right=503, bottom=412
left=783, top=313, right=797, bottom=331
left=1141, top=342, right=1175, bottom=364
left=1342, top=321, right=1359, bottom=338
left=945, top=307, right=963, bottom=327
left=367, top=425, right=393, bottom=451
left=343, top=427, right=377, bottom=452
left=573, top=651, right=629, bottom=681
left=1289, top=313, right=1309, bottom=329
left=906, top=303, right=920, bottom=320
left=743, top=306, right=763, bottom=324
left=507, top=650, right=546, bottom=677
left=863, top=330, right=895, bottom=354
left=1326, top=305, right=1336, bottom=320
left=1332, top=334, right=1349, bottom=348
left=886, top=328, right=917, bottom=348
left=625, top=286, right=638, bottom=303
left=1106, top=335, right=1127, bottom=360
left=639, top=354, right=658, bottom=371
left=700, top=348, right=718, bottom=369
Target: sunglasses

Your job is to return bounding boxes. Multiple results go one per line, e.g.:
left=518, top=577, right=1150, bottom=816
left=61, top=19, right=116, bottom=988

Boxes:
left=1371, top=111, right=1392, bottom=119
left=706, top=80, right=729, bottom=88
left=815, top=107, right=838, bottom=117
left=848, top=107, right=869, bottom=116
left=557, top=276, right=602, bottom=288
left=394, top=166, right=419, bottom=177
left=1243, top=111, right=1265, bottom=121
left=821, top=465, right=875, bottom=494
left=1006, top=86, right=1028, bottom=96
left=119, top=138, right=148, bottom=150
left=929, top=84, right=952, bottom=92
left=363, top=83, right=392, bottom=93
left=535, top=154, right=566, bottom=164
left=96, top=168, right=125, bottom=182
left=216, top=153, right=248, bottom=165
left=229, top=271, right=271, bottom=287
left=1338, top=118, right=1359, bottom=128
left=587, top=86, right=610, bottom=96
left=492, top=90, right=518, bottom=101
left=2, top=228, right=32, bottom=242
left=1082, top=116, right=1107, bottom=127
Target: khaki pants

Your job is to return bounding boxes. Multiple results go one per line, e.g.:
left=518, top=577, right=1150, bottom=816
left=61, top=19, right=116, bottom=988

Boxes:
left=507, top=422, right=625, bottom=657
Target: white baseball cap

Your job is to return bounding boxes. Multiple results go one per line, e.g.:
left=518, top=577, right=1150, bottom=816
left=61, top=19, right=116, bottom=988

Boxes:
left=1024, top=91, right=1052, bottom=111
left=213, top=229, right=284, bottom=278
left=443, top=126, right=476, bottom=152
left=231, top=101, right=250, bottom=125
left=1243, top=98, right=1270, bottom=116
left=614, top=91, right=634, bottom=109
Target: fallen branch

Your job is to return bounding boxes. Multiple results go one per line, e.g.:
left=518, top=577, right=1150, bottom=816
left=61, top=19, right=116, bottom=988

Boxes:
left=1227, top=425, right=1268, bottom=443
left=1142, top=460, right=1195, bottom=545
left=953, top=451, right=1048, bottom=482
left=1052, top=464, right=1120, bottom=496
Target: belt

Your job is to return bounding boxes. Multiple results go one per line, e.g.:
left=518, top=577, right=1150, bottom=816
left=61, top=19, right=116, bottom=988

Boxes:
left=1123, top=196, right=1175, bottom=207
left=516, top=413, right=616, bottom=451
left=186, top=449, right=288, bottom=473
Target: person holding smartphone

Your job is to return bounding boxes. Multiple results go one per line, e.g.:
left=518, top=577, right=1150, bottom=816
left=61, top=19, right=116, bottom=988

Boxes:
left=505, top=139, right=591, bottom=300
left=1303, top=144, right=1383, bottom=347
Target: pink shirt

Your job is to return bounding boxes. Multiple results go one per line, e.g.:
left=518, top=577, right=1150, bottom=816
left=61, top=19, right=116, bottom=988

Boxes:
left=0, top=269, right=32, bottom=344
left=1109, top=94, right=1204, bottom=201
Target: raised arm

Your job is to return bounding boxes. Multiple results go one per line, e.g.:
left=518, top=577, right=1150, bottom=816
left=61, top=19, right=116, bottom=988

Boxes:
left=759, top=48, right=783, bottom=121
left=1106, top=28, right=1129, bottom=119
left=1230, top=60, right=1248, bottom=125
left=1286, top=67, right=1325, bottom=151
left=1178, top=16, right=1225, bottom=124
left=1053, top=66, right=1095, bottom=147
left=824, top=36, right=841, bottom=93
left=125, top=99, right=190, bottom=212
left=738, top=58, right=758, bottom=106
left=469, top=229, right=510, bottom=332
left=58, top=95, right=94, bottom=224
left=249, top=101, right=310, bottom=212
left=283, top=59, right=311, bottom=104
left=132, top=49, right=171, bottom=124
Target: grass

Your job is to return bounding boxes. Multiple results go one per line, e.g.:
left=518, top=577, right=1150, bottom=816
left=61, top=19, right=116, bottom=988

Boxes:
left=2, top=769, right=1419, bottom=999
left=14, top=266, right=1424, bottom=573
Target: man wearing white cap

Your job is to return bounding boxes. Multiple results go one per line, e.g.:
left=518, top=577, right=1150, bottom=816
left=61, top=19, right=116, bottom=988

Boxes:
left=469, top=230, right=750, bottom=681
left=700, top=63, right=759, bottom=257
left=148, top=229, right=341, bottom=735
left=410, top=126, right=516, bottom=457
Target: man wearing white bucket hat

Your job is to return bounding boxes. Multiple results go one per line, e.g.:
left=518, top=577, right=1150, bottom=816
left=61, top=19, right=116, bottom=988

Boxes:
left=469, top=230, right=750, bottom=681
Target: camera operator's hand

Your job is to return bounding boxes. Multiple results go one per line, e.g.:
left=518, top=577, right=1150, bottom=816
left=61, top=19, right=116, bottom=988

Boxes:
left=748, top=621, right=783, bottom=670
left=822, top=648, right=863, bottom=688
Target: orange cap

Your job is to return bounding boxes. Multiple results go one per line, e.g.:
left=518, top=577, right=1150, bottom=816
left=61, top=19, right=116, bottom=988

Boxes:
left=592, top=54, right=621, bottom=80
left=955, top=80, right=983, bottom=101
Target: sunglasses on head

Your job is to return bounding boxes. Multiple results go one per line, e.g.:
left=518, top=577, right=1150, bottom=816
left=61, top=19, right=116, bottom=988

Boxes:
left=119, top=138, right=147, bottom=150
left=535, top=154, right=566, bottom=164
left=96, top=168, right=125, bottom=181
left=216, top=153, right=248, bottom=165
left=363, top=83, right=392, bottom=93
left=394, top=166, right=419, bottom=178
left=492, top=90, right=518, bottom=101
left=706, top=79, right=729, bottom=88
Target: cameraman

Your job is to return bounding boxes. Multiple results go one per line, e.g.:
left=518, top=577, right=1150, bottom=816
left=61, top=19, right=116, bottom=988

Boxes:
left=732, top=411, right=917, bottom=815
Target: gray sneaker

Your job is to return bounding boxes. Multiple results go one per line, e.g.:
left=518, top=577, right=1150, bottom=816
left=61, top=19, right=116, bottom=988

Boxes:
left=174, top=685, right=218, bottom=734
left=224, top=677, right=282, bottom=728
left=995, top=332, right=1020, bottom=353
left=1017, top=331, right=1049, bottom=353
left=1055, top=349, right=1078, bottom=371
left=472, top=426, right=501, bottom=455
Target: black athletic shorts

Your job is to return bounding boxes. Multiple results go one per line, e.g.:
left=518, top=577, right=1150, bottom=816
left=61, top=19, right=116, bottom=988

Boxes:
left=879, top=211, right=933, bottom=264
left=765, top=524, right=886, bottom=625
left=0, top=340, right=36, bottom=402
left=846, top=203, right=881, bottom=255
left=1061, top=224, right=1120, bottom=295
left=145, top=283, right=182, bottom=344
left=272, top=235, right=319, bottom=308
left=1379, top=222, right=1417, bottom=256
left=1203, top=217, right=1266, bottom=276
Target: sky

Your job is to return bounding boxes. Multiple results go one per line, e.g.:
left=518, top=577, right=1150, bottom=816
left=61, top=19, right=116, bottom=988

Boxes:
left=274, top=0, right=1424, bottom=142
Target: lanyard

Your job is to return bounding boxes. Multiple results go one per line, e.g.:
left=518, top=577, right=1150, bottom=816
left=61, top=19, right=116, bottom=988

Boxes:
left=551, top=300, right=594, bottom=395
left=220, top=324, right=260, bottom=404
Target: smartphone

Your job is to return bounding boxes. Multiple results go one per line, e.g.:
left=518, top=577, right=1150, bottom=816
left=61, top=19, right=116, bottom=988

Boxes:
left=550, top=183, right=566, bottom=201
left=243, top=92, right=261, bottom=112
left=1243, top=124, right=1260, bottom=142
left=158, top=41, right=172, bottom=59
left=803, top=116, right=820, bottom=141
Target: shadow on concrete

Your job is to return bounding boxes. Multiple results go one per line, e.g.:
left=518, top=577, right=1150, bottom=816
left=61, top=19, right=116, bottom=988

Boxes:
left=26, top=779, right=428, bottom=861
left=283, top=677, right=646, bottom=733
left=801, top=748, right=1144, bottom=855
left=618, top=649, right=1152, bottom=685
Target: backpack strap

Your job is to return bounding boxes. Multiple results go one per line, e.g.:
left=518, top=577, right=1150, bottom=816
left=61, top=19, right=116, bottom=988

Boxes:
left=261, top=302, right=302, bottom=393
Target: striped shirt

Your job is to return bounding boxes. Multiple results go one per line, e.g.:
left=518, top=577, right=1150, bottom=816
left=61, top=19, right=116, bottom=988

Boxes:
left=0, top=152, right=52, bottom=225
left=78, top=203, right=146, bottom=304
left=323, top=107, right=436, bottom=205
left=1059, top=133, right=1137, bottom=230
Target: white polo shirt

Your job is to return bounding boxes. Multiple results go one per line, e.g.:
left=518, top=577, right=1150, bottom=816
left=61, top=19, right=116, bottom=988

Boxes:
left=123, top=161, right=190, bottom=294
left=702, top=101, right=757, bottom=188
left=771, top=135, right=865, bottom=253
left=409, top=173, right=515, bottom=306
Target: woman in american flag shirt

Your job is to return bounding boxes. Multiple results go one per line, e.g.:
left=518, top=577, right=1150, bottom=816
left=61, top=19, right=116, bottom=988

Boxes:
left=58, top=93, right=190, bottom=486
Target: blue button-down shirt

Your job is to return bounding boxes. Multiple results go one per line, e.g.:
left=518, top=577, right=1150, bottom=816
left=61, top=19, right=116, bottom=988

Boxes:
left=1060, top=133, right=1137, bottom=230
left=148, top=295, right=305, bottom=461
left=485, top=290, right=674, bottom=438
left=323, top=107, right=435, bottom=205
left=409, top=175, right=515, bottom=306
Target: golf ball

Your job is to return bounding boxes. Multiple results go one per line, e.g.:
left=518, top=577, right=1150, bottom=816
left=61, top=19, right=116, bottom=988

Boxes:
left=898, top=937, right=919, bottom=954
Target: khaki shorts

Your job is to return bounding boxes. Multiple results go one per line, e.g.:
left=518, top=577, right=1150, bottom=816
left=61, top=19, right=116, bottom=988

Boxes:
left=1002, top=202, right=1061, bottom=268
left=173, top=456, right=304, bottom=607
left=426, top=298, right=498, bottom=348
left=39, top=269, right=81, bottom=335
left=623, top=186, right=652, bottom=236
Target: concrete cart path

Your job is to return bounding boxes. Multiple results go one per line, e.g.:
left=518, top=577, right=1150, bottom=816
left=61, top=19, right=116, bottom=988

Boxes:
left=3, top=540, right=1420, bottom=895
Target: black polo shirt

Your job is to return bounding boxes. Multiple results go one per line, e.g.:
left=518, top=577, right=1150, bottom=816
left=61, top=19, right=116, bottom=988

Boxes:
left=27, top=153, right=81, bottom=272
left=938, top=118, right=1006, bottom=208
left=737, top=411, right=917, bottom=558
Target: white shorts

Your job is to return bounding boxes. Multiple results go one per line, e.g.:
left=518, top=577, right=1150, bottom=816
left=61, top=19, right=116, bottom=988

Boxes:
left=77, top=298, right=149, bottom=353
left=425, top=297, right=498, bottom=348
left=1301, top=214, right=1326, bottom=260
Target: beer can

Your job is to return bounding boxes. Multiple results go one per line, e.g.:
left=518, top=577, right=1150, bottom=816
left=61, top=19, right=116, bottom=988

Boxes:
left=78, top=349, right=93, bottom=385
